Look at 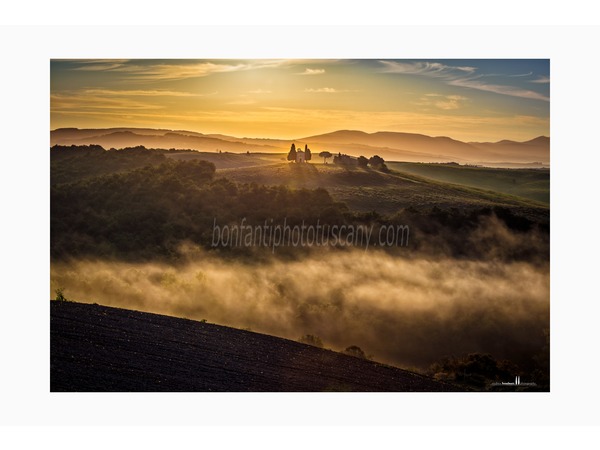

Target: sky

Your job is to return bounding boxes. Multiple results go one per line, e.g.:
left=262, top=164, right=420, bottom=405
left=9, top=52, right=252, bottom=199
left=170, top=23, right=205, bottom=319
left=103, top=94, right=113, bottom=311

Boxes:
left=50, top=59, right=549, bottom=142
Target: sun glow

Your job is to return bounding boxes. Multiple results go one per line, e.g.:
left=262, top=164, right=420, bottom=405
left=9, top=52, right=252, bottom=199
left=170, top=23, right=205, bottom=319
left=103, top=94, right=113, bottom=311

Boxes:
left=51, top=59, right=549, bottom=142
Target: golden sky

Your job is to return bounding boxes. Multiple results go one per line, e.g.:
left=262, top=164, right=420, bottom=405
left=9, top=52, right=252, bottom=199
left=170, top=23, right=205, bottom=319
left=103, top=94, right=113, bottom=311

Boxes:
left=51, top=59, right=549, bottom=142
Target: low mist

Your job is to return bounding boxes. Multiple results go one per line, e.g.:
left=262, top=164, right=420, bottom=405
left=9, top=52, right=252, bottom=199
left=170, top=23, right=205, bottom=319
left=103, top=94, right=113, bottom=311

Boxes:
left=51, top=248, right=549, bottom=372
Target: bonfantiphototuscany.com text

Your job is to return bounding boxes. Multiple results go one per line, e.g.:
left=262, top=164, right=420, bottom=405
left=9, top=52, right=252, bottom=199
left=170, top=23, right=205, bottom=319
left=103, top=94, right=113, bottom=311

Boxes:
left=211, top=218, right=409, bottom=253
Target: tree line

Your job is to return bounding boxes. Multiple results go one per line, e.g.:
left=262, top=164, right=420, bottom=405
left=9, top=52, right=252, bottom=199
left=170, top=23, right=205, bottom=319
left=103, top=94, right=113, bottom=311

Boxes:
left=286, top=143, right=387, bottom=170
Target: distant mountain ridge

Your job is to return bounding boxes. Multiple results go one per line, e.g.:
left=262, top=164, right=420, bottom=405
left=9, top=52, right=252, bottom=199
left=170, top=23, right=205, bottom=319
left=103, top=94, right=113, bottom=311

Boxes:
left=51, top=127, right=549, bottom=166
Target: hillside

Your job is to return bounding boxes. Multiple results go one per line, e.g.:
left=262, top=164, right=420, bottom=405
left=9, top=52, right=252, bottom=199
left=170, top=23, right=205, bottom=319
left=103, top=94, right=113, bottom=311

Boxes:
left=51, top=129, right=283, bottom=154
left=469, top=136, right=550, bottom=166
left=50, top=301, right=459, bottom=392
left=216, top=160, right=549, bottom=221
left=50, top=127, right=549, bottom=166
left=386, top=162, right=550, bottom=205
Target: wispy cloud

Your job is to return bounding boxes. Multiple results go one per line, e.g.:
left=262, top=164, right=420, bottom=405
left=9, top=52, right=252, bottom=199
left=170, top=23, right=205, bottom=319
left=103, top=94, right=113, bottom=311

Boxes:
left=509, top=71, right=533, bottom=77
left=530, top=75, right=550, bottom=84
left=51, top=89, right=217, bottom=116
left=448, top=79, right=549, bottom=102
left=417, top=93, right=467, bottom=110
left=380, top=61, right=477, bottom=76
left=304, top=87, right=337, bottom=93
left=69, top=60, right=286, bottom=81
left=80, top=89, right=216, bottom=97
left=304, top=87, right=357, bottom=93
left=51, top=92, right=163, bottom=112
left=380, top=60, right=548, bottom=102
left=298, top=68, right=325, bottom=75
left=247, top=89, right=272, bottom=94
left=70, top=59, right=130, bottom=71
left=113, top=62, right=248, bottom=81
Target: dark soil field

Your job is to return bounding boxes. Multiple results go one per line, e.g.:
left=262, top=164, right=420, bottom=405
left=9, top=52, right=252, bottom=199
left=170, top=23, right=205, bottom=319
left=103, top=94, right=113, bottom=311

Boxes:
left=51, top=301, right=460, bottom=392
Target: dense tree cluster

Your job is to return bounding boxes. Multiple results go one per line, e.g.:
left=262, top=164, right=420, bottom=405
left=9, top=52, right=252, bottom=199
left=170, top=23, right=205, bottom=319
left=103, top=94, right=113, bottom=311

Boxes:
left=368, top=155, right=388, bottom=171
left=333, top=152, right=354, bottom=166
left=51, top=153, right=348, bottom=260
left=51, top=145, right=168, bottom=185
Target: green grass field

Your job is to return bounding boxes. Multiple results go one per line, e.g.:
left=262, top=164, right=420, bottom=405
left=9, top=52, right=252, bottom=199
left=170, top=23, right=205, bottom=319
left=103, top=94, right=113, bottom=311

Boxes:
left=386, top=162, right=549, bottom=205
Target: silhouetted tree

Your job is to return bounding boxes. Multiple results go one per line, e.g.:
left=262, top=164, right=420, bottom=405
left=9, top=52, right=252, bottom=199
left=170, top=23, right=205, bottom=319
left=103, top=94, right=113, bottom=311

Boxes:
left=333, top=154, right=354, bottom=166
left=357, top=156, right=368, bottom=167
left=287, top=143, right=297, bottom=162
left=368, top=155, right=386, bottom=170
left=304, top=144, right=312, bottom=162
left=319, top=151, right=332, bottom=164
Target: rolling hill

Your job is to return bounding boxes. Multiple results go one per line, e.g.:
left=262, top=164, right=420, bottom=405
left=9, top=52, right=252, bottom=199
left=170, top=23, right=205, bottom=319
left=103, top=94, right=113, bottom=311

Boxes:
left=51, top=127, right=549, bottom=166
left=51, top=128, right=283, bottom=153
left=300, top=130, right=549, bottom=165
left=386, top=162, right=550, bottom=205
left=213, top=160, right=549, bottom=221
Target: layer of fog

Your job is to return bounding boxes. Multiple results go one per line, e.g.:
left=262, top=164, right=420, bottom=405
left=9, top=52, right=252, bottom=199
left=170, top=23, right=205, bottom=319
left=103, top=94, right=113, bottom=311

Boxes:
left=51, top=249, right=549, bottom=372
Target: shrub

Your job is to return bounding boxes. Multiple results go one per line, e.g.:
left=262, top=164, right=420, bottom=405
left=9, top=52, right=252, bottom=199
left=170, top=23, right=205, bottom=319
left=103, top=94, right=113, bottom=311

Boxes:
left=343, top=345, right=367, bottom=359
left=54, top=288, right=68, bottom=302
